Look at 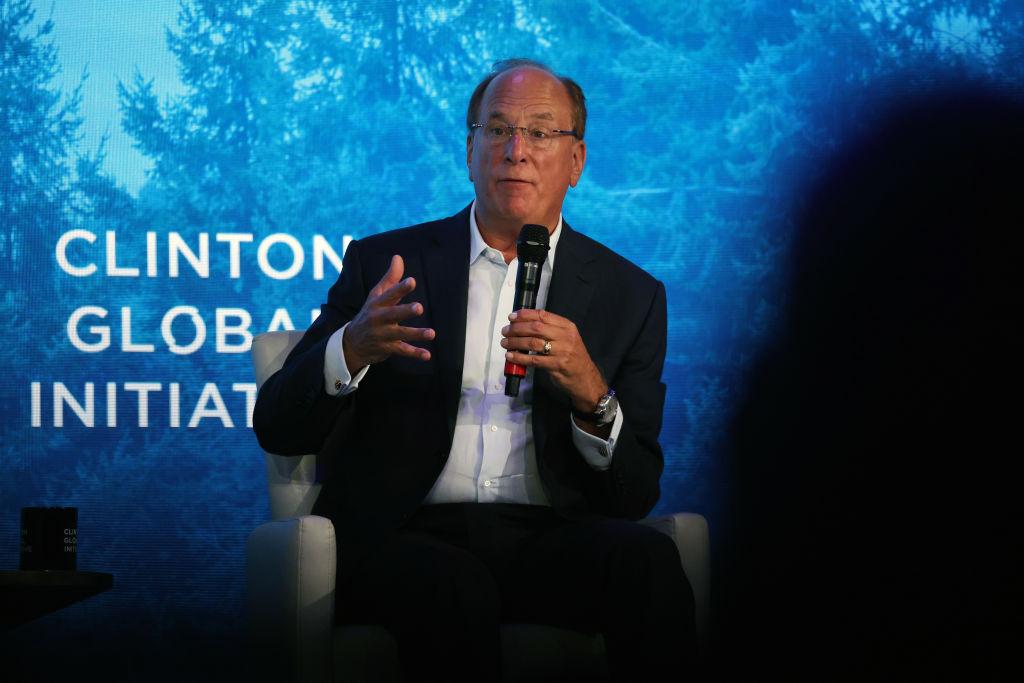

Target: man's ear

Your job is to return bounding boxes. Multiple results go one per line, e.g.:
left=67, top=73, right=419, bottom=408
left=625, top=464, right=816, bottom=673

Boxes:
left=466, top=133, right=474, bottom=182
left=569, top=139, right=587, bottom=188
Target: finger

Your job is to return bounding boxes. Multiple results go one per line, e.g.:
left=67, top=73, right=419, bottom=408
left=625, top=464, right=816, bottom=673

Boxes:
left=501, top=320, right=556, bottom=339
left=379, top=325, right=435, bottom=342
left=377, top=275, right=417, bottom=306
left=509, top=309, right=568, bottom=328
left=372, top=301, right=425, bottom=324
left=371, top=255, right=405, bottom=298
left=504, top=349, right=553, bottom=368
left=392, top=341, right=431, bottom=362
left=500, top=336, right=545, bottom=353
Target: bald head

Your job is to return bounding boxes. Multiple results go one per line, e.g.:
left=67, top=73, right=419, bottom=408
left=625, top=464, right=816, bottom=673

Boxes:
left=466, top=59, right=587, bottom=140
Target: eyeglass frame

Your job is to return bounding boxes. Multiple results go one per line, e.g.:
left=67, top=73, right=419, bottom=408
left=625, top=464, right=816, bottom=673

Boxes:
left=470, top=122, right=581, bottom=148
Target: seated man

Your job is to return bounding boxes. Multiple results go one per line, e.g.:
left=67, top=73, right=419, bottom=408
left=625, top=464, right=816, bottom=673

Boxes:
left=254, top=58, right=695, bottom=682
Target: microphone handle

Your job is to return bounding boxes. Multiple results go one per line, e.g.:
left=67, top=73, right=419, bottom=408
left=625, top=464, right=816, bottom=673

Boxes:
left=514, top=288, right=538, bottom=312
left=504, top=261, right=542, bottom=397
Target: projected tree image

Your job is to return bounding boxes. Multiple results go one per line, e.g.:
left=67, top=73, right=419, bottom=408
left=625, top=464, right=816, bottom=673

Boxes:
left=1, top=0, right=80, bottom=279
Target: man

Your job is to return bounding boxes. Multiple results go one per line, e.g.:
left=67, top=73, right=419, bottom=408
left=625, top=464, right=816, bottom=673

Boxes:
left=254, top=58, right=694, bottom=682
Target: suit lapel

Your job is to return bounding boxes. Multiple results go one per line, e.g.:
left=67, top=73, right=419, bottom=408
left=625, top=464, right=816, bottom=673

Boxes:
left=545, top=222, right=597, bottom=331
left=535, top=221, right=597, bottom=457
left=423, top=206, right=472, bottom=442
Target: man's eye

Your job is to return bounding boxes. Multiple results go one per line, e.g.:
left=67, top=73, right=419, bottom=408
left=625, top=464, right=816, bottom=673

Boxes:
left=488, top=126, right=509, bottom=137
left=529, top=128, right=549, bottom=139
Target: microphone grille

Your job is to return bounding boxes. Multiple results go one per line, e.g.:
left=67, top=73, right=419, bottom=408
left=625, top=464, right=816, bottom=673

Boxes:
left=517, top=224, right=550, bottom=263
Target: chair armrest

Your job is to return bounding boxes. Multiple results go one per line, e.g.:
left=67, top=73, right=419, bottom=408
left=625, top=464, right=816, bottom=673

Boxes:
left=247, top=515, right=337, bottom=683
left=640, top=512, right=710, bottom=640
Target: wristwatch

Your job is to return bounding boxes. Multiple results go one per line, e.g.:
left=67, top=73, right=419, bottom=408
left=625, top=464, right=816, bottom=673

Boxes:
left=572, top=389, right=618, bottom=427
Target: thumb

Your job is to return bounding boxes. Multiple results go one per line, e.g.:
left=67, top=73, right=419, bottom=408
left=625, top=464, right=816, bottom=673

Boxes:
left=371, top=254, right=404, bottom=297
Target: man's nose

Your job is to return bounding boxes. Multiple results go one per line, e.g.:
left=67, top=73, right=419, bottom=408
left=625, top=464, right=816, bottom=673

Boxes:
left=503, top=129, right=528, bottom=161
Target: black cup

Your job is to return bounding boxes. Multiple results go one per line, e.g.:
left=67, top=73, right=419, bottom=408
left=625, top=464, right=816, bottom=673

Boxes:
left=20, top=507, right=77, bottom=570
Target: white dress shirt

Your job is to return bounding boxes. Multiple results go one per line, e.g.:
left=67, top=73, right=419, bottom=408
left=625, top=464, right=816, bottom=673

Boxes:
left=323, top=203, right=624, bottom=505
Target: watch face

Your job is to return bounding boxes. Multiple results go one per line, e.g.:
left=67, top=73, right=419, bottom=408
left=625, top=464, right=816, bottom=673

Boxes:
left=574, top=390, right=617, bottom=426
left=596, top=393, right=618, bottom=425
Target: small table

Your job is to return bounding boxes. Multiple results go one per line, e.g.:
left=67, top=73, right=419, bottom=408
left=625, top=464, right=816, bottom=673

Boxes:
left=0, top=570, right=113, bottom=629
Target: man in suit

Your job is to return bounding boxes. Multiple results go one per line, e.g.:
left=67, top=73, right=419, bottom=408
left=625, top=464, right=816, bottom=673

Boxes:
left=254, top=58, right=694, bottom=682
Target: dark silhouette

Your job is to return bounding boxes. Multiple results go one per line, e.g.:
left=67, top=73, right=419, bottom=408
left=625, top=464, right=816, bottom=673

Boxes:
left=717, top=83, right=1024, bottom=681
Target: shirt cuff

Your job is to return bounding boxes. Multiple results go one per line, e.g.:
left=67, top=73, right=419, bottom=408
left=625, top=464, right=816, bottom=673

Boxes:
left=324, top=323, right=369, bottom=396
left=570, top=405, right=624, bottom=471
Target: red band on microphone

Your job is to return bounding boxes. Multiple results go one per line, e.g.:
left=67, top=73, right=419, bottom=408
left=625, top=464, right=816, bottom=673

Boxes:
left=504, top=361, right=526, bottom=378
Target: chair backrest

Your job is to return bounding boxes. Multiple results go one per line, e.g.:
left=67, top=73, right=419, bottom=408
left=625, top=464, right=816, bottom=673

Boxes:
left=250, top=330, right=321, bottom=520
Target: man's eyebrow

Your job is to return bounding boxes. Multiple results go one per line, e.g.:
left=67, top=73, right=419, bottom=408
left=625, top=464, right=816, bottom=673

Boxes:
left=486, top=110, right=556, bottom=121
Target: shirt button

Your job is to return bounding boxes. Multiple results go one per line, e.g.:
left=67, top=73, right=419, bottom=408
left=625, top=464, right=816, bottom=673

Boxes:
left=506, top=280, right=513, bottom=287
left=494, top=383, right=501, bottom=390
left=483, top=480, right=492, bottom=487
left=490, top=425, right=498, bottom=432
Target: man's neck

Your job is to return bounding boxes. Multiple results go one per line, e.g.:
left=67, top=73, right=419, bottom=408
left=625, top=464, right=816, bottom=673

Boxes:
left=474, top=206, right=558, bottom=264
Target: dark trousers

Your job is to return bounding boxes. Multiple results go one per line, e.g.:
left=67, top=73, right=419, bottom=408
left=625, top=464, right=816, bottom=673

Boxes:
left=335, top=503, right=696, bottom=682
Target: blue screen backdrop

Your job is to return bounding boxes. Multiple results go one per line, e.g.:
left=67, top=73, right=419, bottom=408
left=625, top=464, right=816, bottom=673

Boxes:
left=2, top=0, right=1021, bottom=674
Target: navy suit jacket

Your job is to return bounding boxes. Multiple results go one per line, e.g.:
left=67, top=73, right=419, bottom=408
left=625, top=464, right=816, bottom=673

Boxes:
left=253, top=204, right=668, bottom=548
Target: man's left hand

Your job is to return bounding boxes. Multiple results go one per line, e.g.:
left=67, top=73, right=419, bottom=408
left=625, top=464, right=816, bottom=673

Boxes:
left=500, top=309, right=607, bottom=414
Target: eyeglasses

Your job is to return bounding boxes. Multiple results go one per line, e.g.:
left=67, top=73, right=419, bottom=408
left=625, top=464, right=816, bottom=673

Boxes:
left=471, top=123, right=580, bottom=150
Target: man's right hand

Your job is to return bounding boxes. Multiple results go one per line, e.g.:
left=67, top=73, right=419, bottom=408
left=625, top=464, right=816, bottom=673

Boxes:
left=342, top=254, right=435, bottom=372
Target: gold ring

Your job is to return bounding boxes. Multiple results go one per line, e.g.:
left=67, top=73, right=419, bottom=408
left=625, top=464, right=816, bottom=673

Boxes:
left=542, top=340, right=552, bottom=355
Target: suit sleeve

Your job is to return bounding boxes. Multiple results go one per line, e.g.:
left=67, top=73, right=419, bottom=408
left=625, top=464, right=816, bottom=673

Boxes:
left=252, top=240, right=369, bottom=456
left=582, top=280, right=668, bottom=519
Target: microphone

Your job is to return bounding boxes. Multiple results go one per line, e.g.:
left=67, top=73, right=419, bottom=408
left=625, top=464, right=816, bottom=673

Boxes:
left=504, top=224, right=550, bottom=397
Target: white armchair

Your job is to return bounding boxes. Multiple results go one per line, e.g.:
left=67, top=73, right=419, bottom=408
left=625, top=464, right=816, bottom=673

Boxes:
left=246, top=330, right=709, bottom=682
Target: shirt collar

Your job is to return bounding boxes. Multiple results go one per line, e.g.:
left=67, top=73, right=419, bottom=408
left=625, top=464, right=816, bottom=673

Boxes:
left=469, top=199, right=561, bottom=269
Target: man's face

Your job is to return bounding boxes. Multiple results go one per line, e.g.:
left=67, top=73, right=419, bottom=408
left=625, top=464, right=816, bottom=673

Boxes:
left=466, top=67, right=586, bottom=232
